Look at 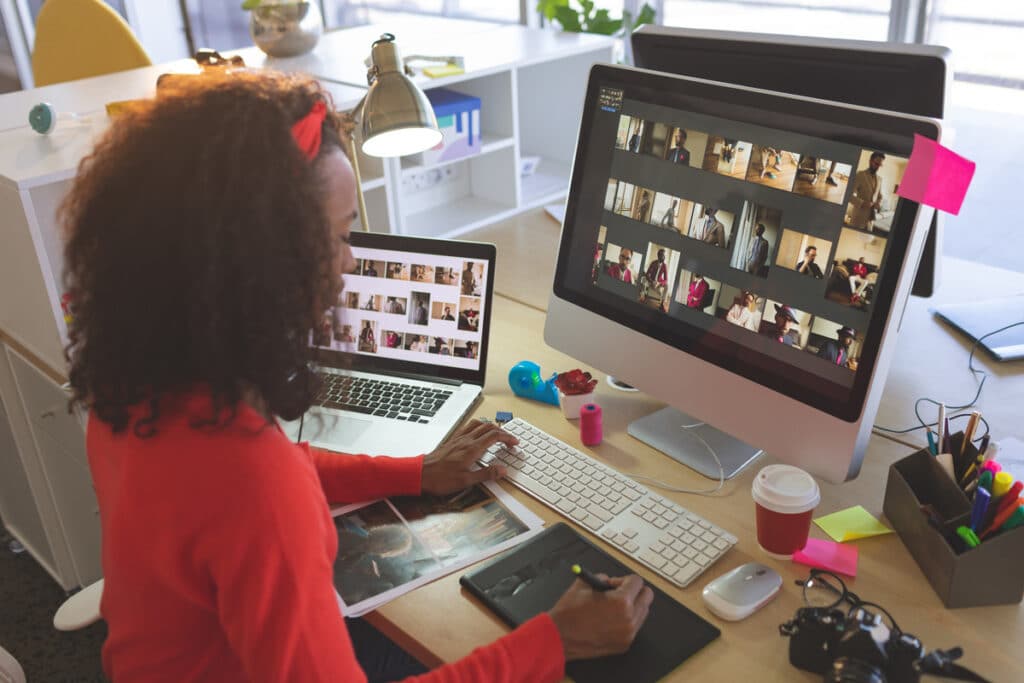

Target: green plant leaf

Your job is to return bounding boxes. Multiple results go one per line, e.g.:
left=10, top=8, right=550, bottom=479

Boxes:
left=635, top=3, right=657, bottom=29
left=587, top=9, right=622, bottom=36
left=536, top=0, right=569, bottom=21
left=240, top=0, right=263, bottom=10
left=554, top=5, right=583, bottom=32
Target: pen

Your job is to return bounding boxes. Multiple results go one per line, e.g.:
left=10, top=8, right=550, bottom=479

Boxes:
left=942, top=417, right=952, bottom=455
left=969, top=488, right=991, bottom=533
left=960, top=411, right=981, bottom=458
left=977, top=434, right=990, bottom=458
left=936, top=404, right=945, bottom=455
left=992, top=481, right=1023, bottom=517
left=927, top=430, right=937, bottom=456
left=571, top=564, right=613, bottom=592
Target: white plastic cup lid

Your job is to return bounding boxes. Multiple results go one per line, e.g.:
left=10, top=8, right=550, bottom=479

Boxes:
left=752, top=464, right=820, bottom=515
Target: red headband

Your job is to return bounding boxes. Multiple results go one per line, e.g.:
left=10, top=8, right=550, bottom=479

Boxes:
left=291, top=100, right=327, bottom=160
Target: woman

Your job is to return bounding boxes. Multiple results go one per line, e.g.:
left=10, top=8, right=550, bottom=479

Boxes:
left=726, top=290, right=761, bottom=332
left=61, top=72, right=651, bottom=682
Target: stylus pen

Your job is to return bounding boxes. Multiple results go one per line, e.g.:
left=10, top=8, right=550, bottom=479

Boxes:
left=571, top=564, right=613, bottom=592
left=936, top=404, right=946, bottom=454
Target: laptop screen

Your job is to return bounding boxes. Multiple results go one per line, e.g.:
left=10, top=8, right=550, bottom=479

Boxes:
left=312, top=233, right=496, bottom=384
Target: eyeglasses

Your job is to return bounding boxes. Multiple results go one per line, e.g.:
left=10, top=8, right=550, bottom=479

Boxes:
left=796, top=569, right=902, bottom=634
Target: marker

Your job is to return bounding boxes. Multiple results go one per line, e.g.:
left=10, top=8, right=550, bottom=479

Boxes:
left=956, top=525, right=980, bottom=549
left=980, top=498, right=1023, bottom=540
left=1001, top=505, right=1024, bottom=532
left=927, top=430, right=937, bottom=456
left=992, top=482, right=1023, bottom=516
left=978, top=470, right=994, bottom=494
left=992, top=472, right=1013, bottom=499
left=571, top=564, right=613, bottom=592
left=969, top=488, right=991, bottom=533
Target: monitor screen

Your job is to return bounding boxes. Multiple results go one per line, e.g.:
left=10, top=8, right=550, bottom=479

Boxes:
left=311, top=236, right=491, bottom=377
left=554, top=66, right=931, bottom=422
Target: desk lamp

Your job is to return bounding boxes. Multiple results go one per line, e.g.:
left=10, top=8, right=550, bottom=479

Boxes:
left=341, top=33, right=442, bottom=231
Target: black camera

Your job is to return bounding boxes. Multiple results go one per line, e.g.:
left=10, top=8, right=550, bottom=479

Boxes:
left=780, top=605, right=988, bottom=683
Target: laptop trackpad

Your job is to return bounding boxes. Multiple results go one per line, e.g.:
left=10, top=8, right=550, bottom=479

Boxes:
left=308, top=414, right=373, bottom=443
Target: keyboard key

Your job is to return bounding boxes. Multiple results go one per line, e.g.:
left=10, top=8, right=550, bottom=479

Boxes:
left=640, top=550, right=667, bottom=570
left=674, top=562, right=700, bottom=586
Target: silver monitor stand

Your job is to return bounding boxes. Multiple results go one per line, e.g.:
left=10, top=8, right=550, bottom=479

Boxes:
left=628, top=407, right=763, bottom=480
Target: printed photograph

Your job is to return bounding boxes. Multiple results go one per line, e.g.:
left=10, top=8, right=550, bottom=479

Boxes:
left=791, top=158, right=852, bottom=204
left=647, top=124, right=709, bottom=168
left=458, top=296, right=482, bottom=332
left=360, top=259, right=384, bottom=277
left=825, top=228, right=888, bottom=311
left=410, top=264, right=435, bottom=283
left=745, top=146, right=800, bottom=191
left=391, top=485, right=530, bottom=568
left=357, top=319, right=378, bottom=353
left=404, top=333, right=429, bottom=352
left=429, top=336, right=454, bottom=355
left=687, top=205, right=735, bottom=250
left=637, top=243, right=681, bottom=313
left=460, top=261, right=485, bottom=296
left=806, top=318, right=863, bottom=371
left=381, top=329, right=403, bottom=349
left=384, top=295, right=408, bottom=315
left=715, top=284, right=765, bottom=334
left=615, top=114, right=646, bottom=153
left=386, top=262, right=409, bottom=281
left=759, top=300, right=812, bottom=350
left=650, top=193, right=696, bottom=234
left=434, top=266, right=460, bottom=286
left=674, top=270, right=722, bottom=315
left=333, top=501, right=437, bottom=607
left=408, top=291, right=431, bottom=326
left=702, top=137, right=751, bottom=179
left=431, top=301, right=457, bottom=322
left=453, top=339, right=479, bottom=359
left=843, top=150, right=910, bottom=234
left=729, top=201, right=783, bottom=278
left=775, top=229, right=834, bottom=280
left=601, top=243, right=641, bottom=285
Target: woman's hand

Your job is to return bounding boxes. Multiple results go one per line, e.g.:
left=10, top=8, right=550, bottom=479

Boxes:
left=420, top=419, right=517, bottom=495
left=549, top=574, right=654, bottom=660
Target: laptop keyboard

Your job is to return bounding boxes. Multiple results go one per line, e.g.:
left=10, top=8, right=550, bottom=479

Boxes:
left=315, top=373, right=453, bottom=423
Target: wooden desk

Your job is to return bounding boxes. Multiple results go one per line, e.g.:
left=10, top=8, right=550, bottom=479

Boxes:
left=369, top=296, right=1023, bottom=682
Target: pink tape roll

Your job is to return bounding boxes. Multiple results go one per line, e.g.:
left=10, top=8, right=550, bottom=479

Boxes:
left=580, top=403, right=602, bottom=446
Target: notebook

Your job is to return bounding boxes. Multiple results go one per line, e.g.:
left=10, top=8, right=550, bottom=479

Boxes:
left=459, top=523, right=720, bottom=683
left=932, top=296, right=1024, bottom=362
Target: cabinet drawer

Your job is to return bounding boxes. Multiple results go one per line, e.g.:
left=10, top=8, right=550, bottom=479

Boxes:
left=7, top=349, right=87, bottom=469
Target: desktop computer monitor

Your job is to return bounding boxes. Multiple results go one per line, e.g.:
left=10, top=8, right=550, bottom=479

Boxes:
left=544, top=64, right=939, bottom=483
left=630, top=25, right=950, bottom=298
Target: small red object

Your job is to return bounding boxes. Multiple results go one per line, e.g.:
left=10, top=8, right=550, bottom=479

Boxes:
left=291, top=100, right=327, bottom=161
left=580, top=403, right=602, bottom=446
left=554, top=369, right=598, bottom=396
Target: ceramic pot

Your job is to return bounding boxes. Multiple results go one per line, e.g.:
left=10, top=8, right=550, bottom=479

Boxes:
left=558, top=390, right=594, bottom=420
left=249, top=2, right=323, bottom=58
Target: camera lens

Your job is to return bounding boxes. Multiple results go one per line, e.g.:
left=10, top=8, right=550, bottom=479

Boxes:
left=825, top=657, right=887, bottom=683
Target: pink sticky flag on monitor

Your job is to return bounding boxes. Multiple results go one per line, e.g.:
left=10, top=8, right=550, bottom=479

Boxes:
left=896, top=134, right=976, bottom=215
left=793, top=538, right=859, bottom=577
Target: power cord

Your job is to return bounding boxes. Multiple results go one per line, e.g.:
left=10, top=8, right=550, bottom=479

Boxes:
left=630, top=422, right=727, bottom=496
left=872, top=321, right=1023, bottom=443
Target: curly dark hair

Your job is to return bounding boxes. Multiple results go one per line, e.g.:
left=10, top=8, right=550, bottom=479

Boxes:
left=62, top=71, right=348, bottom=435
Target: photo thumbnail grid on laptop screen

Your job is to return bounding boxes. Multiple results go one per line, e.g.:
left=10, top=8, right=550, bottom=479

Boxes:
left=312, top=246, right=489, bottom=372
left=585, top=86, right=912, bottom=394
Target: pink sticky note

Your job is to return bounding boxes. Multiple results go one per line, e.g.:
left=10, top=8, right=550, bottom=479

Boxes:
left=793, top=538, right=858, bottom=577
left=896, top=134, right=975, bottom=215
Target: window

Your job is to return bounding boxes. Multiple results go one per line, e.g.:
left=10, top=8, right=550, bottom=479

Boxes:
left=662, top=0, right=891, bottom=41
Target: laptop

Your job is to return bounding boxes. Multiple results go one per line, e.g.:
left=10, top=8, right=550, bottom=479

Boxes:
left=282, top=232, right=496, bottom=456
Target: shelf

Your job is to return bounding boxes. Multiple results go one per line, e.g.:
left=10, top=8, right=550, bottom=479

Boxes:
left=520, top=157, right=572, bottom=208
left=402, top=195, right=517, bottom=239
left=400, top=135, right=515, bottom=175
left=361, top=176, right=387, bottom=191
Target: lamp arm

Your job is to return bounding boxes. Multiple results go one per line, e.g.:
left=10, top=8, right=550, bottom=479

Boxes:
left=340, top=106, right=371, bottom=233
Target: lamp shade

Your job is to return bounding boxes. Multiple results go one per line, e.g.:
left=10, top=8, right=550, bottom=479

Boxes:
left=361, top=36, right=442, bottom=158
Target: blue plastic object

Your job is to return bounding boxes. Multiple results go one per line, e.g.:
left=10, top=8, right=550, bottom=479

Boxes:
left=508, top=361, right=560, bottom=406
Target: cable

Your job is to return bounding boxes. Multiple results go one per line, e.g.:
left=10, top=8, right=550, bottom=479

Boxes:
left=630, top=422, right=727, bottom=496
left=872, top=321, right=1023, bottom=444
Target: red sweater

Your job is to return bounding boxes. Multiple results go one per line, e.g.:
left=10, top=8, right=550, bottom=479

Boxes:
left=87, top=392, right=565, bottom=682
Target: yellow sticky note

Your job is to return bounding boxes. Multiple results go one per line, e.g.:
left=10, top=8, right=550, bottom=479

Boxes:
left=814, top=505, right=893, bottom=543
left=423, top=64, right=465, bottom=78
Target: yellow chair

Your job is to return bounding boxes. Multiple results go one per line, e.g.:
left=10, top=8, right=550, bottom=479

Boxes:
left=32, top=0, right=152, bottom=87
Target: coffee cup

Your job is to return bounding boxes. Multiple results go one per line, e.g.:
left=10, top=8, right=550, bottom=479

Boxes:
left=752, top=464, right=820, bottom=559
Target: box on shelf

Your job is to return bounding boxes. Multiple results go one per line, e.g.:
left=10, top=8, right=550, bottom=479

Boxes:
left=882, top=432, right=1024, bottom=608
left=412, top=88, right=481, bottom=167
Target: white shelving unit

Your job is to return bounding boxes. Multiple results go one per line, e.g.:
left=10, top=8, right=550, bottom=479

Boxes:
left=0, top=20, right=612, bottom=589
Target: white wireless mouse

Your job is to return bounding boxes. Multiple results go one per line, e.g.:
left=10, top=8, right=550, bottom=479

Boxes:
left=701, top=562, right=783, bottom=621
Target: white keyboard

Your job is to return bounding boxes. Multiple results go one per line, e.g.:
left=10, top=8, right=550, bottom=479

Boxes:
left=480, top=418, right=737, bottom=588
